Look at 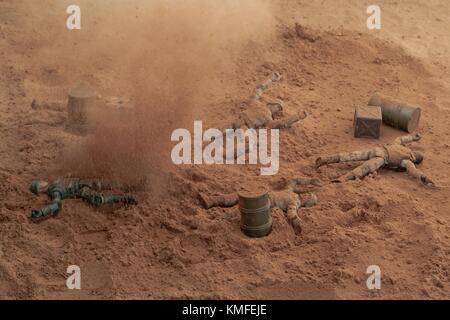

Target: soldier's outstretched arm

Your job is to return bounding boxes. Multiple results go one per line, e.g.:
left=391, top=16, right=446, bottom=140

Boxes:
left=198, top=192, right=239, bottom=209
left=401, top=160, right=435, bottom=186
left=31, top=193, right=62, bottom=218
left=316, top=148, right=382, bottom=168
left=394, top=133, right=421, bottom=146
left=80, top=187, right=137, bottom=206
left=339, top=157, right=385, bottom=182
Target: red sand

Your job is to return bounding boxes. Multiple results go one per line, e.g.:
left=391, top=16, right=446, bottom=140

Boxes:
left=1, top=0, right=449, bottom=299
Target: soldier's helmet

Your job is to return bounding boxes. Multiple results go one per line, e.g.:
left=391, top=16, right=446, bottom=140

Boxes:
left=413, top=151, right=424, bottom=164
left=30, top=180, right=49, bottom=194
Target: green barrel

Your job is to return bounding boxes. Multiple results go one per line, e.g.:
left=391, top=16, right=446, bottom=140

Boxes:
left=238, top=189, right=272, bottom=238
left=368, top=93, right=421, bottom=133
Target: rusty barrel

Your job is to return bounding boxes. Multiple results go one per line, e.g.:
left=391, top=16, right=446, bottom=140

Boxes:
left=368, top=93, right=421, bottom=133
left=238, top=188, right=272, bottom=238
left=67, top=85, right=96, bottom=135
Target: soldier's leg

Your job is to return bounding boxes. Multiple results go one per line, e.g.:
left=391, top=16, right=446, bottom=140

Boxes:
left=80, top=187, right=137, bottom=206
left=31, top=195, right=62, bottom=218
left=315, top=148, right=379, bottom=168
left=401, top=160, right=435, bottom=186
left=198, top=192, right=238, bottom=209
left=80, top=179, right=138, bottom=193
left=340, top=157, right=385, bottom=181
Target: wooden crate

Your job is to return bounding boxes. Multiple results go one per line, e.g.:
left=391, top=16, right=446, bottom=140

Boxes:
left=353, top=105, right=382, bottom=139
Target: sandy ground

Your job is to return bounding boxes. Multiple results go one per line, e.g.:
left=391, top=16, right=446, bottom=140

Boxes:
left=1, top=0, right=449, bottom=299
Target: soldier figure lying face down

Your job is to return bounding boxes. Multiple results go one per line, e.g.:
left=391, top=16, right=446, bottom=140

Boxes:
left=30, top=178, right=138, bottom=219
left=315, top=134, right=435, bottom=186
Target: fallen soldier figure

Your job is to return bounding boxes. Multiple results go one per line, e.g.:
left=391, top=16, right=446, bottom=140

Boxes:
left=198, top=177, right=320, bottom=234
left=207, top=72, right=307, bottom=160
left=30, top=178, right=138, bottom=219
left=217, top=72, right=307, bottom=133
left=315, top=133, right=435, bottom=186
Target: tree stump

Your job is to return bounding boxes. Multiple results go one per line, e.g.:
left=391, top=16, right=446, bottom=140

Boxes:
left=66, top=85, right=96, bottom=135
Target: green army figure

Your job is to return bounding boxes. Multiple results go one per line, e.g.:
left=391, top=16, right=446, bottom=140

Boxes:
left=198, top=177, right=320, bottom=234
left=315, top=133, right=435, bottom=186
left=30, top=178, right=138, bottom=218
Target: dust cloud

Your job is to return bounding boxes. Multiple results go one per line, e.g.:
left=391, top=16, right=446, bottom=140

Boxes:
left=54, top=0, right=276, bottom=190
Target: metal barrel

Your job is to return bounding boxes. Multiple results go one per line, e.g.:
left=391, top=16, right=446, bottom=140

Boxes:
left=67, top=85, right=96, bottom=135
left=368, top=93, right=421, bottom=133
left=238, top=189, right=272, bottom=238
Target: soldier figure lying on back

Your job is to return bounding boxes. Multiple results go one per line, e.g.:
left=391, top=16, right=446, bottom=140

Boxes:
left=315, top=133, right=435, bottom=186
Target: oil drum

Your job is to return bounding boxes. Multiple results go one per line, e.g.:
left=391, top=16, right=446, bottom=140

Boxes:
left=238, top=188, right=272, bottom=238
left=368, top=93, right=421, bottom=133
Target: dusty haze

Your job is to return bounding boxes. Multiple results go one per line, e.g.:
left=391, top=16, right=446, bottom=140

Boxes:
left=49, top=0, right=276, bottom=187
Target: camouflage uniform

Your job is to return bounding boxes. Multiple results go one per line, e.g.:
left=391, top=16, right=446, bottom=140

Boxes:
left=315, top=134, right=434, bottom=185
left=198, top=177, right=320, bottom=234
left=30, top=178, right=138, bottom=218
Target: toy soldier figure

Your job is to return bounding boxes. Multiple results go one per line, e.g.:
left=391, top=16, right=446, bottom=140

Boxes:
left=315, top=133, right=435, bottom=186
left=30, top=178, right=138, bottom=219
left=209, top=72, right=306, bottom=160
left=218, top=72, right=307, bottom=133
left=198, top=177, right=320, bottom=234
